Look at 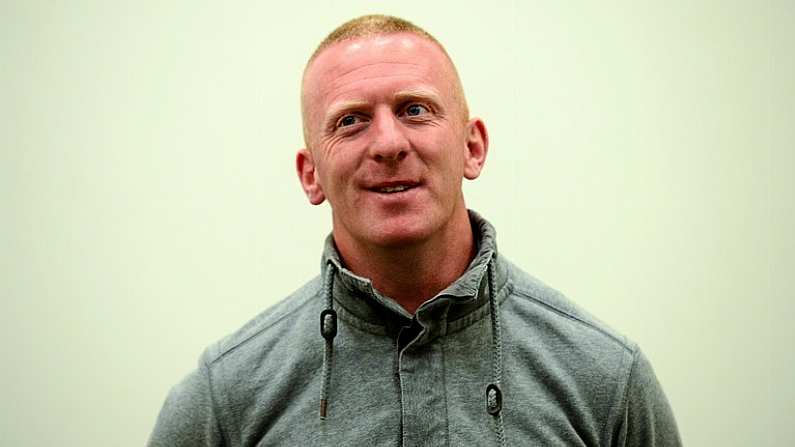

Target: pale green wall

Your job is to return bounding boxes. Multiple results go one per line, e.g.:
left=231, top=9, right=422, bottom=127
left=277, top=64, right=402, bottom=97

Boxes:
left=2, top=1, right=792, bottom=445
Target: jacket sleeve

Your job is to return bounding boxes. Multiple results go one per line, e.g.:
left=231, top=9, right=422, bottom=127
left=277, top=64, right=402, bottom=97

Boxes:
left=148, top=354, right=224, bottom=447
left=615, top=347, right=682, bottom=446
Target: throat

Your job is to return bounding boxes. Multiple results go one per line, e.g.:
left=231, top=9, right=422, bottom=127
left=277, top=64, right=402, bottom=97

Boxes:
left=338, top=231, right=476, bottom=315
left=332, top=205, right=476, bottom=314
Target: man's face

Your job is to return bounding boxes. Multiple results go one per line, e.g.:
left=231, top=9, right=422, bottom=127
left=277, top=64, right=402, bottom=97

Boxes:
left=298, top=33, right=487, bottom=249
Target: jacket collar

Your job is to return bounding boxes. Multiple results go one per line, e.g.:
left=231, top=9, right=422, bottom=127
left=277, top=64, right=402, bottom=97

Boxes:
left=319, top=210, right=509, bottom=339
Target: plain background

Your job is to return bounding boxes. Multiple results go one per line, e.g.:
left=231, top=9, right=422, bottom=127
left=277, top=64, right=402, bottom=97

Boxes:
left=2, top=1, right=792, bottom=445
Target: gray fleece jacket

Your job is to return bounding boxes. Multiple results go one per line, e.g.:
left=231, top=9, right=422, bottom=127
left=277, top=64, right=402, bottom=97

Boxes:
left=149, top=211, right=681, bottom=446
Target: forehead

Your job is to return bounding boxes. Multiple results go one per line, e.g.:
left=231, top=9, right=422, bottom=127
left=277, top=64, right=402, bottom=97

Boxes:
left=303, top=33, right=457, bottom=109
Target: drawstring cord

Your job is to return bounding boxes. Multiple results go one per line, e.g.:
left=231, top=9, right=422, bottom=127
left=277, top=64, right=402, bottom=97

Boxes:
left=486, top=257, right=507, bottom=446
left=319, top=262, right=337, bottom=419
left=317, top=255, right=507, bottom=447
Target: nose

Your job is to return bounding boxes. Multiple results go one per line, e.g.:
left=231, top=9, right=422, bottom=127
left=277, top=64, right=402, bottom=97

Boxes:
left=368, top=108, right=409, bottom=163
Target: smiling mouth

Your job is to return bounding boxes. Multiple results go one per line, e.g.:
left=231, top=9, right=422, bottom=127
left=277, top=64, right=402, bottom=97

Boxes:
left=368, top=182, right=420, bottom=194
left=376, top=185, right=413, bottom=193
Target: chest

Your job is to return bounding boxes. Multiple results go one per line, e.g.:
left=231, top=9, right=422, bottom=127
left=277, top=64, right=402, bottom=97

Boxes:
left=231, top=320, right=610, bottom=446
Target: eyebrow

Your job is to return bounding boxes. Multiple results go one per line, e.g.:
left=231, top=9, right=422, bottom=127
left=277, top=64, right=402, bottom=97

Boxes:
left=323, top=99, right=370, bottom=129
left=393, top=88, right=444, bottom=108
left=322, top=88, right=445, bottom=130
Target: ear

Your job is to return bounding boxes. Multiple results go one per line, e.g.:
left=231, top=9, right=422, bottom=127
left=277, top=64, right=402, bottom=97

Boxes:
left=463, top=118, right=489, bottom=180
left=296, top=148, right=326, bottom=205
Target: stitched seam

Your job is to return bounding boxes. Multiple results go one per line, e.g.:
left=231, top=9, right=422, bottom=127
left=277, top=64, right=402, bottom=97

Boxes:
left=441, top=335, right=451, bottom=447
left=209, top=286, right=321, bottom=365
left=512, top=288, right=632, bottom=352
left=601, top=345, right=638, bottom=444
left=446, top=280, right=513, bottom=336
left=336, top=306, right=391, bottom=336
left=203, top=359, right=231, bottom=446
left=395, top=333, right=404, bottom=447
left=333, top=299, right=390, bottom=334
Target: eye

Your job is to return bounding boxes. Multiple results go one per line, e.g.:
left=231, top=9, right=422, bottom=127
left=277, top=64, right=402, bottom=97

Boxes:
left=337, top=114, right=363, bottom=128
left=403, top=103, right=430, bottom=117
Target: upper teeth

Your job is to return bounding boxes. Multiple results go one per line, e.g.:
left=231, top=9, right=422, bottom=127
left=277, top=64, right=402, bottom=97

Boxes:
left=378, top=185, right=411, bottom=193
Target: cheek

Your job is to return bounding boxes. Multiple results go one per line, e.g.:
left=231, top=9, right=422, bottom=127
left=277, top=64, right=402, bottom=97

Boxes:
left=316, top=152, right=357, bottom=193
left=431, top=133, right=467, bottom=173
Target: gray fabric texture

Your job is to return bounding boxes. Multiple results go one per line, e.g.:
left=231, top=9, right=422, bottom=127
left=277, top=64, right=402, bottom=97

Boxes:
left=149, top=211, right=681, bottom=446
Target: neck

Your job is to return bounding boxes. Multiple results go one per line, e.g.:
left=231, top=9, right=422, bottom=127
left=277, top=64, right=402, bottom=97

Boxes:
left=334, top=208, right=475, bottom=315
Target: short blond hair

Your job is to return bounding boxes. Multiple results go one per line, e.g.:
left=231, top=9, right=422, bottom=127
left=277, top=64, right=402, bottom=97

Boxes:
left=301, top=15, right=469, bottom=145
left=308, top=14, right=445, bottom=65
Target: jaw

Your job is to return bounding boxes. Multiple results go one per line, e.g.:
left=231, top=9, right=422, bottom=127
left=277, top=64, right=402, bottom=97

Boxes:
left=331, top=191, right=468, bottom=252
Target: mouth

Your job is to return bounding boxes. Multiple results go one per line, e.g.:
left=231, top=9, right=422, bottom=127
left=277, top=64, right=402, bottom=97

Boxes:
left=374, top=185, right=414, bottom=193
left=366, top=181, right=421, bottom=194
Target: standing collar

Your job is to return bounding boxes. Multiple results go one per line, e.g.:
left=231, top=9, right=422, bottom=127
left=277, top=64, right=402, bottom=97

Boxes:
left=319, top=210, right=509, bottom=337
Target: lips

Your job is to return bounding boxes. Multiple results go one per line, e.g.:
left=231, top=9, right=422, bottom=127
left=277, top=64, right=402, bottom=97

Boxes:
left=365, top=180, right=421, bottom=194
left=377, top=185, right=412, bottom=193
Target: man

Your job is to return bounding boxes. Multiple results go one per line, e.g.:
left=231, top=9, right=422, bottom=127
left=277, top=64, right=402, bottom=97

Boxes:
left=149, top=15, right=681, bottom=446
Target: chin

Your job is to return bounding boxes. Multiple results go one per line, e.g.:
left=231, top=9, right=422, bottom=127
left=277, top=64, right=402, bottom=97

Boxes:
left=334, top=204, right=457, bottom=250
left=363, top=215, right=441, bottom=248
left=367, top=229, right=430, bottom=248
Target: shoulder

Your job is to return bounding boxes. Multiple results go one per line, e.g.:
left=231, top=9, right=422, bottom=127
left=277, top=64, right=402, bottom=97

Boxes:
left=499, top=255, right=641, bottom=411
left=499, top=257, right=651, bottom=441
left=150, top=276, right=326, bottom=445
left=501, top=256, right=635, bottom=356
left=201, top=275, right=324, bottom=372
